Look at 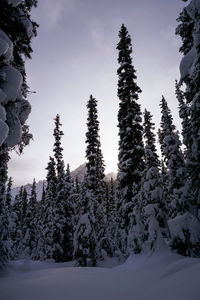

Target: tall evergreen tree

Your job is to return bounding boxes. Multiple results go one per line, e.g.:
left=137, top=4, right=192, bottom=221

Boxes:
left=116, top=24, right=144, bottom=254
left=175, top=81, right=191, bottom=155
left=141, top=109, right=166, bottom=252
left=41, top=181, right=46, bottom=203
left=12, top=191, right=22, bottom=258
left=0, top=0, right=38, bottom=268
left=39, top=157, right=57, bottom=260
left=74, top=95, right=106, bottom=265
left=23, top=178, right=38, bottom=259
left=173, top=0, right=200, bottom=256
left=52, top=115, right=67, bottom=261
left=85, top=96, right=104, bottom=190
left=0, top=146, right=11, bottom=270
left=85, top=95, right=107, bottom=260
left=61, top=164, right=75, bottom=261
left=53, top=114, right=64, bottom=177
left=6, top=177, right=12, bottom=209
left=12, top=186, right=28, bottom=258
left=73, top=180, right=97, bottom=266
left=158, top=96, right=187, bottom=217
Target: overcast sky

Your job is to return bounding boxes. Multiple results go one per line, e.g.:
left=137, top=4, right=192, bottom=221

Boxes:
left=8, top=0, right=186, bottom=187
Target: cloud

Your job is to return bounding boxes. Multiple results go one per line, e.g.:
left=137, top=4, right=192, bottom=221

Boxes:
left=8, top=154, right=46, bottom=187
left=35, top=0, right=76, bottom=29
left=89, top=17, right=118, bottom=54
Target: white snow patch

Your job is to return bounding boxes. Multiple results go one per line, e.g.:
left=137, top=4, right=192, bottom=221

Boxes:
left=5, top=118, right=22, bottom=147
left=21, top=19, right=34, bottom=39
left=0, top=252, right=200, bottom=300
left=0, top=119, right=9, bottom=146
left=0, top=104, right=6, bottom=121
left=0, top=30, right=13, bottom=63
left=179, top=47, right=196, bottom=82
left=0, top=66, right=22, bottom=104
left=168, top=212, right=200, bottom=244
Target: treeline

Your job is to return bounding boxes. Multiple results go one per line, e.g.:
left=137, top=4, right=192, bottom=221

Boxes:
left=1, top=0, right=200, bottom=268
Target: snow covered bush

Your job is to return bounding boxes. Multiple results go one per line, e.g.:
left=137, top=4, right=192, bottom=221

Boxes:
left=169, top=212, right=200, bottom=257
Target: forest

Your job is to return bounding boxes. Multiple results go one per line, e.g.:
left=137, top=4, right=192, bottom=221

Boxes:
left=0, top=0, right=200, bottom=276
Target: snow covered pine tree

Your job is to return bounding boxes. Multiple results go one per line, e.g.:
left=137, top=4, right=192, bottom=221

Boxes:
left=74, top=95, right=107, bottom=265
left=116, top=24, right=144, bottom=255
left=141, top=109, right=166, bottom=252
left=0, top=0, right=38, bottom=270
left=172, top=0, right=200, bottom=257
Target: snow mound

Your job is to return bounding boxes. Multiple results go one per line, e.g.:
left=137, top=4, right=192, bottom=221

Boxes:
left=1, top=252, right=200, bottom=300
left=168, top=212, right=200, bottom=244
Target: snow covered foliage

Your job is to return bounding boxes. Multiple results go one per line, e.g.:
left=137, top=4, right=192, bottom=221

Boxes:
left=12, top=186, right=28, bottom=259
left=158, top=96, right=187, bottom=218
left=0, top=0, right=38, bottom=149
left=116, top=24, right=144, bottom=255
left=140, top=110, right=166, bottom=252
left=175, top=0, right=200, bottom=256
left=22, top=179, right=39, bottom=260
left=169, top=212, right=200, bottom=257
left=85, top=95, right=108, bottom=260
left=3, top=1, right=200, bottom=273
left=74, top=212, right=96, bottom=266
left=39, top=157, right=57, bottom=260
left=0, top=146, right=11, bottom=270
left=0, top=1, right=37, bottom=269
left=50, top=115, right=75, bottom=262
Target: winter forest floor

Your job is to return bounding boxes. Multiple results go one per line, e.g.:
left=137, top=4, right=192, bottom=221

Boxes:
left=0, top=249, right=200, bottom=300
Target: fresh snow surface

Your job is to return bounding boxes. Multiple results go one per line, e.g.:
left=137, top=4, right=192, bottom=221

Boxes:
left=0, top=30, right=13, bottom=64
left=179, top=47, right=196, bottom=82
left=1, top=250, right=200, bottom=300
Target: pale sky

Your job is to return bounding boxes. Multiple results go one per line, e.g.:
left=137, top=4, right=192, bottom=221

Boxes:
left=8, top=0, right=186, bottom=187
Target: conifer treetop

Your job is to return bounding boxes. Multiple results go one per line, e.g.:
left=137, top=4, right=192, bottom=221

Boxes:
left=117, top=24, right=141, bottom=101
left=53, top=114, right=64, bottom=175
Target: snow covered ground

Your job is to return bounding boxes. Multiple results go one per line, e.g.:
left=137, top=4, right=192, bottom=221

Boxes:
left=0, top=249, right=200, bottom=300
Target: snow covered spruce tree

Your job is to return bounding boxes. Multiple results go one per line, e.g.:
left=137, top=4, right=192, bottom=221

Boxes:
left=0, top=147, right=11, bottom=270
left=12, top=190, right=22, bottom=258
left=61, top=164, right=75, bottom=261
left=158, top=96, right=199, bottom=256
left=116, top=24, right=144, bottom=255
left=51, top=114, right=75, bottom=262
left=39, top=156, right=57, bottom=260
left=22, top=178, right=39, bottom=259
left=173, top=0, right=200, bottom=256
left=175, top=81, right=191, bottom=156
left=52, top=115, right=66, bottom=261
left=73, top=180, right=97, bottom=266
left=158, top=96, right=187, bottom=219
left=141, top=109, right=166, bottom=252
left=74, top=95, right=107, bottom=265
left=52, top=172, right=66, bottom=261
left=0, top=0, right=38, bottom=269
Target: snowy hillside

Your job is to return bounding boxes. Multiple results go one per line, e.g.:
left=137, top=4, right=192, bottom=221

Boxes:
left=11, top=180, right=45, bottom=201
left=1, top=250, right=200, bottom=300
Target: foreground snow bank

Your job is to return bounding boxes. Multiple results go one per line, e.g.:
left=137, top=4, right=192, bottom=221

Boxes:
left=0, top=251, right=200, bottom=300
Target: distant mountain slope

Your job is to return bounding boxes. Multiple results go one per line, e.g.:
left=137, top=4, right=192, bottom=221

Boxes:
left=11, top=163, right=116, bottom=200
